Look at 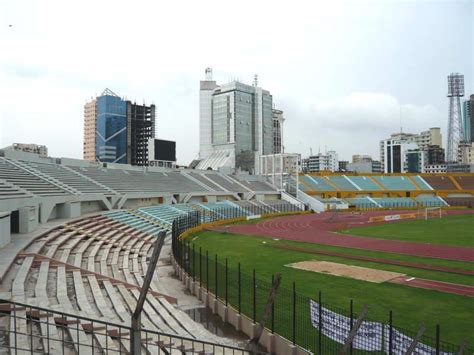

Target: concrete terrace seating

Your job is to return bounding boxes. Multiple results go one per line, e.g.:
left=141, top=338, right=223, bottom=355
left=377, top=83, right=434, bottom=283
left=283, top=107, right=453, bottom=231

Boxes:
left=233, top=200, right=269, bottom=215
left=345, top=197, right=379, bottom=208
left=444, top=197, right=474, bottom=207
left=0, top=179, right=30, bottom=199
left=372, top=197, right=418, bottom=208
left=207, top=174, right=248, bottom=192
left=196, top=201, right=244, bottom=219
left=68, top=166, right=203, bottom=194
left=411, top=176, right=433, bottom=190
left=0, top=157, right=68, bottom=197
left=453, top=176, right=474, bottom=190
left=301, top=175, right=336, bottom=191
left=422, top=176, right=457, bottom=190
left=415, top=195, right=447, bottom=207
left=25, top=161, right=113, bottom=195
left=372, top=176, right=418, bottom=190
left=233, top=177, right=277, bottom=192
left=189, top=172, right=225, bottom=191
left=1, top=213, right=236, bottom=353
left=327, top=176, right=359, bottom=190
left=346, top=176, right=382, bottom=190
left=261, top=200, right=302, bottom=212
left=137, top=205, right=187, bottom=226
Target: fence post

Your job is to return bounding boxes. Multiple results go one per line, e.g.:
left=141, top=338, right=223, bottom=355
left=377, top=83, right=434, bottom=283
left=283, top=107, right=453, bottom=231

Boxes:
left=436, top=325, right=440, bottom=355
left=187, top=242, right=191, bottom=273
left=192, top=244, right=195, bottom=282
left=350, top=299, right=353, bottom=355
left=292, top=281, right=296, bottom=345
left=215, top=254, right=218, bottom=300
left=238, top=262, right=241, bottom=314
left=225, top=258, right=228, bottom=306
left=318, top=291, right=322, bottom=355
left=271, top=274, right=275, bottom=334
left=199, top=247, right=202, bottom=287
left=253, top=268, right=257, bottom=323
left=206, top=250, right=209, bottom=292
left=389, top=310, right=393, bottom=355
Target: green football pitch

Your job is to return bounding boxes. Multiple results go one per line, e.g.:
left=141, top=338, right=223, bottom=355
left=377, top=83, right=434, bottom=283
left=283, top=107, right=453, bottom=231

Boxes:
left=188, top=213, right=474, bottom=345
left=339, top=213, right=474, bottom=247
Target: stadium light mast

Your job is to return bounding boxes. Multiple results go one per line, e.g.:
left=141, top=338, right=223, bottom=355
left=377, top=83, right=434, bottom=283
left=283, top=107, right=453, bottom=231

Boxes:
left=446, top=73, right=465, bottom=162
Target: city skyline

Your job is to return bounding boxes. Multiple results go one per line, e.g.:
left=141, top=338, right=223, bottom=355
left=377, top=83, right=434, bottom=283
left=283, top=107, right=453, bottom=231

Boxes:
left=1, top=0, right=473, bottom=164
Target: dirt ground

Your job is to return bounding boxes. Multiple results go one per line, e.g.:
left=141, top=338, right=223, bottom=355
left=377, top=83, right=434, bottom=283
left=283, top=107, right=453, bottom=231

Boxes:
left=287, top=260, right=404, bottom=283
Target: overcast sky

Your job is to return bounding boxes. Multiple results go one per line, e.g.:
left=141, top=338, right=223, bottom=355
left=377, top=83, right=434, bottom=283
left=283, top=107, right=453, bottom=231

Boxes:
left=1, top=0, right=473, bottom=164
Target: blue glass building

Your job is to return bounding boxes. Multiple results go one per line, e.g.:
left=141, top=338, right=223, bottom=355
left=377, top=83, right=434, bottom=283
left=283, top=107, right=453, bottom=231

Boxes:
left=95, top=90, right=127, bottom=163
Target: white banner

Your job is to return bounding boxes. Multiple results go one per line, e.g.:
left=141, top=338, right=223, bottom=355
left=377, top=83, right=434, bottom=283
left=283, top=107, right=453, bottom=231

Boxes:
left=383, top=325, right=451, bottom=355
left=310, top=300, right=452, bottom=354
left=309, top=300, right=382, bottom=351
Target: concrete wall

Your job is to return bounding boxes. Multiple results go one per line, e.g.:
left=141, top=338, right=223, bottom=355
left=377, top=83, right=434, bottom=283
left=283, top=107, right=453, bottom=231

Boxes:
left=80, top=201, right=104, bottom=214
left=297, top=191, right=325, bottom=212
left=121, top=197, right=165, bottom=209
left=57, top=202, right=81, bottom=219
left=19, top=206, right=38, bottom=234
left=173, top=260, right=310, bottom=355
left=0, top=212, right=11, bottom=248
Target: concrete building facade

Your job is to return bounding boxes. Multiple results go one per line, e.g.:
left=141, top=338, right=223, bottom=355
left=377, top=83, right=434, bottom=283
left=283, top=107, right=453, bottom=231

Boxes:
left=272, top=109, right=284, bottom=154
left=463, top=94, right=474, bottom=142
left=302, top=151, right=338, bottom=173
left=380, top=128, right=442, bottom=169
left=197, top=70, right=275, bottom=173
left=3, top=143, right=48, bottom=157
left=83, top=99, right=97, bottom=161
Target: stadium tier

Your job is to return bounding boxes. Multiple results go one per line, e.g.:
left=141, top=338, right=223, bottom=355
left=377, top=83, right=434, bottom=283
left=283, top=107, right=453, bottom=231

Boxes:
left=371, top=176, right=418, bottom=190
left=346, top=176, right=382, bottom=190
left=422, top=175, right=457, bottom=190
left=297, top=173, right=474, bottom=210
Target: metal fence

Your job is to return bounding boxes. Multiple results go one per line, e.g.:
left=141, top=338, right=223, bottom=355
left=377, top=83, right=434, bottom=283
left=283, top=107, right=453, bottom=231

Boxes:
left=351, top=201, right=445, bottom=210
left=172, top=207, right=472, bottom=355
left=0, top=299, right=259, bottom=354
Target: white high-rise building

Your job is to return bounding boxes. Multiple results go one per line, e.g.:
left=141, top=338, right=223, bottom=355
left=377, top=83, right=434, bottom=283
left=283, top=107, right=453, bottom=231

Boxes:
left=302, top=151, right=339, bottom=173
left=197, top=69, right=275, bottom=173
left=379, top=128, right=442, bottom=168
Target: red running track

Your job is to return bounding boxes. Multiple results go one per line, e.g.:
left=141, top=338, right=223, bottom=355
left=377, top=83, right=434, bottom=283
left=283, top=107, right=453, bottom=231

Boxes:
left=390, top=276, right=474, bottom=297
left=216, top=210, right=474, bottom=262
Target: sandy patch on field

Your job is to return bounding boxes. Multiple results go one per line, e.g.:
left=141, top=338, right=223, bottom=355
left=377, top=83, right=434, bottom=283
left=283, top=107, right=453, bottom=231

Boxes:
left=287, top=261, right=404, bottom=283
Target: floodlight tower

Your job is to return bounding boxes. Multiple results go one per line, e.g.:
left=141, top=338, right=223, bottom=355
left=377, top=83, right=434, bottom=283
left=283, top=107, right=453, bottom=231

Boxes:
left=446, top=73, right=465, bottom=162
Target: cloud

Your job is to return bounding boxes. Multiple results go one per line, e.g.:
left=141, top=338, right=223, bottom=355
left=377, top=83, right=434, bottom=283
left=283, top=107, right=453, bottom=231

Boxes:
left=282, top=92, right=444, bottom=160
left=0, top=0, right=470, bottom=165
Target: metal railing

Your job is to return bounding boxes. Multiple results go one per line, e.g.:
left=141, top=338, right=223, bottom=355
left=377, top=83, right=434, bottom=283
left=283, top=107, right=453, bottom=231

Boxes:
left=0, top=299, right=258, bottom=354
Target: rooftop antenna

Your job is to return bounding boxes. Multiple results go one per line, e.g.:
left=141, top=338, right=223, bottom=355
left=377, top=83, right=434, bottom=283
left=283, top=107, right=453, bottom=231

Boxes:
left=205, top=67, right=213, bottom=80
left=310, top=147, right=313, bottom=156
left=253, top=74, right=258, bottom=87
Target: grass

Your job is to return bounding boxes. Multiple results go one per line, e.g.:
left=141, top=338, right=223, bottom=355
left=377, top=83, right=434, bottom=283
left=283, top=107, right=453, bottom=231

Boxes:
left=340, top=214, right=474, bottom=247
left=189, top=229, right=474, bottom=346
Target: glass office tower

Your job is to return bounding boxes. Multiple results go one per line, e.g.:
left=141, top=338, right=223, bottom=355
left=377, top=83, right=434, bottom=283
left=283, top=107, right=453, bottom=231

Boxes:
left=96, top=92, right=127, bottom=163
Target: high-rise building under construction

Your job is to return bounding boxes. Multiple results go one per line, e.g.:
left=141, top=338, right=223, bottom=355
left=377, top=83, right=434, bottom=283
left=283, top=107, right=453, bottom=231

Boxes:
left=83, top=88, right=155, bottom=165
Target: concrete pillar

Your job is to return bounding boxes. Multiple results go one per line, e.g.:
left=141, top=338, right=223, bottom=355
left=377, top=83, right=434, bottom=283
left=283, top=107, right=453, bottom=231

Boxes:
left=0, top=212, right=11, bottom=248
left=235, top=314, right=242, bottom=331
left=206, top=195, right=217, bottom=203
left=266, top=333, right=276, bottom=354
left=19, top=206, right=38, bottom=234
left=57, top=202, right=81, bottom=219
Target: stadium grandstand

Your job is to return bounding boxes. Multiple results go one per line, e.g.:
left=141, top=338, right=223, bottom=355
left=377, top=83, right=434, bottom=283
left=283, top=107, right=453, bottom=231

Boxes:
left=0, top=148, right=306, bottom=354
left=297, top=172, right=474, bottom=209
left=0, top=148, right=473, bottom=354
